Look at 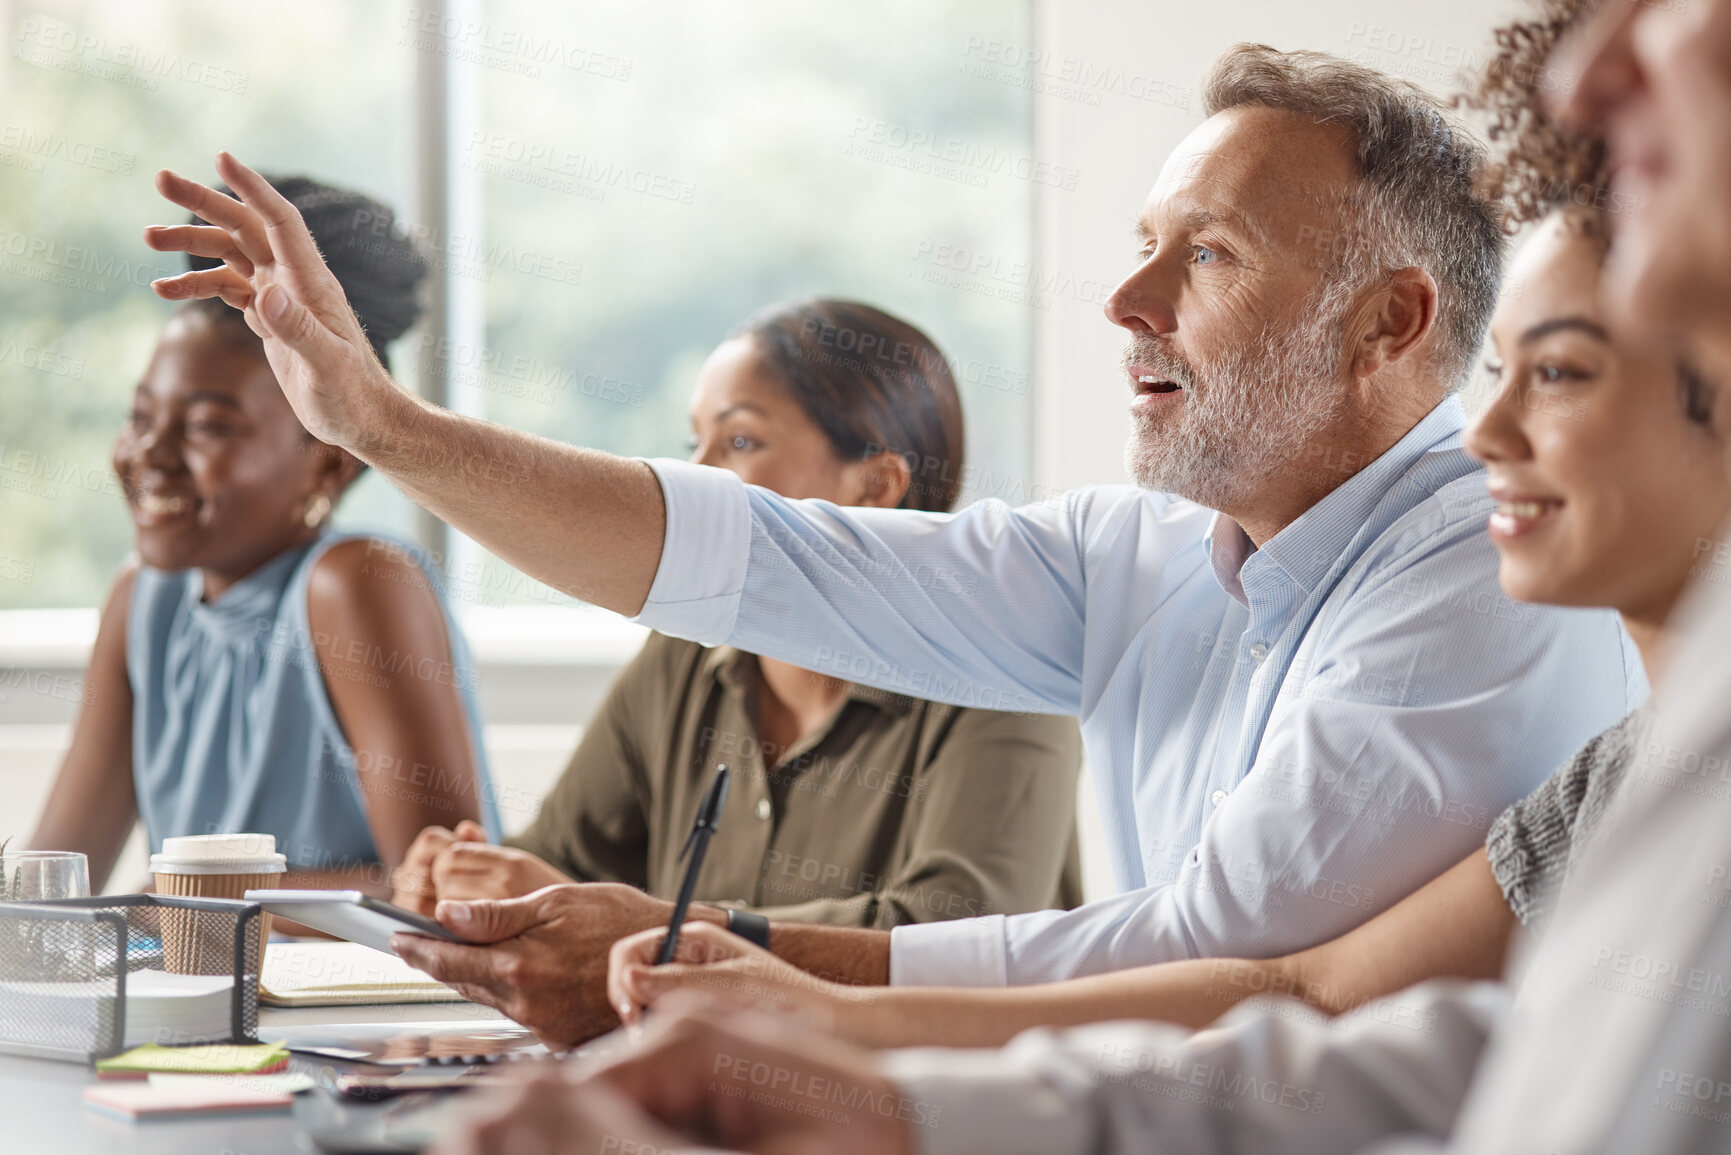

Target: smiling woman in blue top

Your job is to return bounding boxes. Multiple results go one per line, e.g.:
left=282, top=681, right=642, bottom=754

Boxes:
left=29, top=176, right=499, bottom=893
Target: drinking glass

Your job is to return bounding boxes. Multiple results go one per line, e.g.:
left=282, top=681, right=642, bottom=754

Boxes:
left=7, top=850, right=91, bottom=901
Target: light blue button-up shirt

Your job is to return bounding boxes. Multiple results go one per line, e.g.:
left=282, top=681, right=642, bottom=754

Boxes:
left=634, top=397, right=1645, bottom=986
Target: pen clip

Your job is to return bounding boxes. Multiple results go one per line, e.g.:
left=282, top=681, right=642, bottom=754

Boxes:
left=678, top=764, right=730, bottom=860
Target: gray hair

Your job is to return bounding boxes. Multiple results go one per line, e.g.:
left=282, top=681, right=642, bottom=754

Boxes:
left=1203, top=44, right=1506, bottom=391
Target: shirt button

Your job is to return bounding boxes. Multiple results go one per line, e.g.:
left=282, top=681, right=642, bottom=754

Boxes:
left=1249, top=642, right=1269, bottom=662
left=1209, top=789, right=1228, bottom=807
left=755, top=799, right=772, bottom=821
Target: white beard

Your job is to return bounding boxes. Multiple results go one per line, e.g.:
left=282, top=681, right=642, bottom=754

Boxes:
left=1123, top=300, right=1350, bottom=512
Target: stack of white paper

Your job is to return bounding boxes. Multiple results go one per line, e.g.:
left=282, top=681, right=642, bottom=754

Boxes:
left=122, top=971, right=236, bottom=1046
left=0, top=970, right=235, bottom=1048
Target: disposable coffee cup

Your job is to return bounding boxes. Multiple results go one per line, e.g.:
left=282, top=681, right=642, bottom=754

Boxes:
left=149, top=834, right=286, bottom=974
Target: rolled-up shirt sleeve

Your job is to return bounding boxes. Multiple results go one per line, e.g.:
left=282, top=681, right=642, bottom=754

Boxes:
left=884, top=980, right=1507, bottom=1155
left=632, top=458, right=756, bottom=643
left=634, top=458, right=1096, bottom=716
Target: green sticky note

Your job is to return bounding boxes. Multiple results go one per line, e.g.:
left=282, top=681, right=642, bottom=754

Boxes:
left=96, top=1041, right=290, bottom=1075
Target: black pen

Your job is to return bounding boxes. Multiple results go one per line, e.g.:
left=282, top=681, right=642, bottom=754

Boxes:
left=657, top=763, right=730, bottom=965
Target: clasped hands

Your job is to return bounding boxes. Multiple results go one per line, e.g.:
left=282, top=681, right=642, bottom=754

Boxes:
left=383, top=821, right=675, bottom=1046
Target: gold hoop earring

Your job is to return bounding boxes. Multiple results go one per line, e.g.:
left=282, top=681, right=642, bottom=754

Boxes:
left=303, top=493, right=333, bottom=529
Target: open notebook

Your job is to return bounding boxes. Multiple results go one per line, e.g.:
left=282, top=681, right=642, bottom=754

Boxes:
left=260, top=941, right=465, bottom=1007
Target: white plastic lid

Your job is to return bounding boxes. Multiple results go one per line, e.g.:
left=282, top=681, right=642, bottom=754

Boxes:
left=149, top=833, right=287, bottom=874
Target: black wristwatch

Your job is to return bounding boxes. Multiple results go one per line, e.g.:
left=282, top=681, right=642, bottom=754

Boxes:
left=726, top=908, right=771, bottom=949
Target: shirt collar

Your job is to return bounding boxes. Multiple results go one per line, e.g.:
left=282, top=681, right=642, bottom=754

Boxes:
left=702, top=645, right=912, bottom=717
left=185, top=535, right=320, bottom=643
left=1203, top=395, right=1468, bottom=603
left=1204, top=515, right=1256, bottom=606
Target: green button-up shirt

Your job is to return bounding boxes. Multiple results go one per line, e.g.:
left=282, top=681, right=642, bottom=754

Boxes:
left=507, top=633, right=1083, bottom=927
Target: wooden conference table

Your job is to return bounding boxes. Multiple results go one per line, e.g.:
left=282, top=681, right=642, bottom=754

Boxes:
left=0, top=1000, right=522, bottom=1155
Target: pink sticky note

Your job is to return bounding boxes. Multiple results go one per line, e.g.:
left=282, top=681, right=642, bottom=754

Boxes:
left=82, top=1080, right=293, bottom=1121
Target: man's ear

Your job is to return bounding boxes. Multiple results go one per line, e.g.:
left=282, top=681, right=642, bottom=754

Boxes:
left=1349, top=266, right=1439, bottom=386
left=848, top=448, right=914, bottom=510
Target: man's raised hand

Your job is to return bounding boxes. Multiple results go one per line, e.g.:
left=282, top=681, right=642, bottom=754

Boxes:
left=144, top=152, right=406, bottom=451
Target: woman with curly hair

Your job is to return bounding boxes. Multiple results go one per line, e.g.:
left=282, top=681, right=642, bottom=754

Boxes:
left=598, top=0, right=1721, bottom=1050
left=1467, top=0, right=1605, bottom=225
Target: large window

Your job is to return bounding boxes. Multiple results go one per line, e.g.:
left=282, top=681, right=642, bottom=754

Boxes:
left=450, top=0, right=1035, bottom=605
left=0, top=0, right=1034, bottom=612
left=0, top=0, right=416, bottom=608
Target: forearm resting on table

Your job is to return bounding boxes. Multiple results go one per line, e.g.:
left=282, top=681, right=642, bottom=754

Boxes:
left=830, top=957, right=1301, bottom=1050
left=831, top=853, right=1515, bottom=1049
left=764, top=921, right=892, bottom=987
left=345, top=388, right=667, bottom=617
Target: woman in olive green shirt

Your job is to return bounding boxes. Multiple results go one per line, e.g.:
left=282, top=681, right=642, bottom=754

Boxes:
left=393, top=300, right=1083, bottom=927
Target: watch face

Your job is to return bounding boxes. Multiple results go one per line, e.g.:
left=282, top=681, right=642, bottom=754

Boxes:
left=727, top=909, right=771, bottom=948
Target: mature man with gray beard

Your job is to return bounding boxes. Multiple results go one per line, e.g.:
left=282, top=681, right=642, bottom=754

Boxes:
left=1120, top=280, right=1349, bottom=511
left=144, top=46, right=1641, bottom=1045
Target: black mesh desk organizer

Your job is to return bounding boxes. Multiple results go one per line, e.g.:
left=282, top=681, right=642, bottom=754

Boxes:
left=0, top=894, right=262, bottom=1063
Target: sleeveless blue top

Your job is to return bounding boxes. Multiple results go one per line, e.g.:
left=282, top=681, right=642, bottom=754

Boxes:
left=127, top=531, right=501, bottom=871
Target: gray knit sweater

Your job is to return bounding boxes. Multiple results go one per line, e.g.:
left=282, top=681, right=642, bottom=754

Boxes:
left=1485, top=705, right=1651, bottom=936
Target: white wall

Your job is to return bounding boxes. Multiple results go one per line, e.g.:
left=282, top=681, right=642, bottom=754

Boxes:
left=1029, top=0, right=1523, bottom=898
left=1030, top=0, right=1523, bottom=493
